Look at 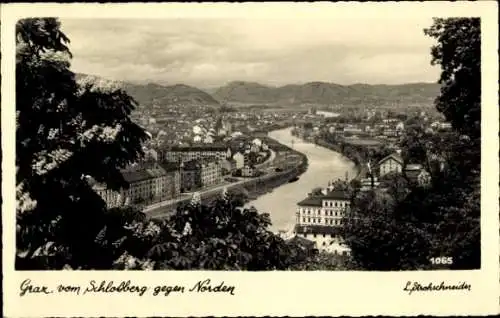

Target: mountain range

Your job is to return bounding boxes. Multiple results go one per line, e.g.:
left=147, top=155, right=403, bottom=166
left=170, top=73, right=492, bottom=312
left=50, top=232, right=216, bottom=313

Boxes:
left=212, top=81, right=440, bottom=105
left=76, top=74, right=440, bottom=108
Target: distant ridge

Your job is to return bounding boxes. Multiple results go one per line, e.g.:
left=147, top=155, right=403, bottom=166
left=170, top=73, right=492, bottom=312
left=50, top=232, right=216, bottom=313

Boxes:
left=75, top=74, right=440, bottom=108
left=75, top=73, right=220, bottom=107
left=213, top=80, right=440, bottom=105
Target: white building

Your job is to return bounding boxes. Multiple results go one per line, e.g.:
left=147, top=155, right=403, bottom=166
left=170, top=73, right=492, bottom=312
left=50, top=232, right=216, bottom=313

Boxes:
left=378, top=153, right=403, bottom=177
left=294, top=189, right=351, bottom=254
left=396, top=121, right=405, bottom=131
left=232, top=152, right=245, bottom=169
left=252, top=138, right=262, bottom=147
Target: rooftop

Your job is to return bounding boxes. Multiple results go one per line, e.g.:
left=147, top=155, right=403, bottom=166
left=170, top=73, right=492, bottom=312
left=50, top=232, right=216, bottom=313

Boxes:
left=378, top=152, right=403, bottom=165
left=297, top=190, right=350, bottom=206
left=159, top=162, right=181, bottom=172
left=121, top=170, right=153, bottom=183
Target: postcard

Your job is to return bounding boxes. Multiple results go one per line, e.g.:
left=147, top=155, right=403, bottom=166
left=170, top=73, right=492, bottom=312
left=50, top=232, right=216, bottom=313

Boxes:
left=2, top=1, right=499, bottom=317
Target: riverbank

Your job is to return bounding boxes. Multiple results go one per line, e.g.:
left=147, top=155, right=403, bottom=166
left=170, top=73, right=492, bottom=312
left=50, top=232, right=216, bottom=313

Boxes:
left=314, top=138, right=366, bottom=180
left=290, top=128, right=366, bottom=180
left=247, top=128, right=358, bottom=232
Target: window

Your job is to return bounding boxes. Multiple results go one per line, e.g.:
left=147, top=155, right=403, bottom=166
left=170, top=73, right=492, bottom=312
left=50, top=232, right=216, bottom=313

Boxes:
left=313, top=234, right=316, bottom=238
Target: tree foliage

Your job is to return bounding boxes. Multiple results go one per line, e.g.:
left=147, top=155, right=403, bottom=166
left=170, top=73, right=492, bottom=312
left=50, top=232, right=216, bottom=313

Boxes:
left=109, top=193, right=311, bottom=270
left=16, top=18, right=148, bottom=269
left=424, top=18, right=481, bottom=143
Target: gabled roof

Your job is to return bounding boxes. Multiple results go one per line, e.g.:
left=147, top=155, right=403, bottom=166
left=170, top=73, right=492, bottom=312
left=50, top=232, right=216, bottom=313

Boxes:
left=378, top=153, right=403, bottom=165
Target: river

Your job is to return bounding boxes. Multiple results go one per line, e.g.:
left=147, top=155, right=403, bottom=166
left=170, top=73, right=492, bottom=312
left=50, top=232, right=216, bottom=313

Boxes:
left=246, top=127, right=358, bottom=233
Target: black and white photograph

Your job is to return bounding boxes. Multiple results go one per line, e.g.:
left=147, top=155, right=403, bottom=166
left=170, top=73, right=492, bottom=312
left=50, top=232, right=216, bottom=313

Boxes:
left=12, top=8, right=484, bottom=272
left=3, top=2, right=499, bottom=317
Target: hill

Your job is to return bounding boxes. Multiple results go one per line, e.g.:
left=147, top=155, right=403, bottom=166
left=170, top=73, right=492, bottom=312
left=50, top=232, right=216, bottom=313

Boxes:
left=75, top=74, right=220, bottom=108
left=213, top=81, right=440, bottom=106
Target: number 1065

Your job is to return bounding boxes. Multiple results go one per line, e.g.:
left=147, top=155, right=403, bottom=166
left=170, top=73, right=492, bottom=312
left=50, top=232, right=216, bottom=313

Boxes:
left=430, top=257, right=453, bottom=265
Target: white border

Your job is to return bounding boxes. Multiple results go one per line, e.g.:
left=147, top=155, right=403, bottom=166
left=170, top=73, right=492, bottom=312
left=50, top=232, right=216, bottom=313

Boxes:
left=2, top=2, right=499, bottom=316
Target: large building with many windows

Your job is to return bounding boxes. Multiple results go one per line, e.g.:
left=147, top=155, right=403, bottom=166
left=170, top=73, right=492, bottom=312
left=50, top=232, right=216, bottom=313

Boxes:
left=296, top=189, right=350, bottom=227
left=293, top=189, right=351, bottom=254
left=158, top=144, right=231, bottom=163
left=90, top=163, right=181, bottom=208
left=200, top=158, right=223, bottom=187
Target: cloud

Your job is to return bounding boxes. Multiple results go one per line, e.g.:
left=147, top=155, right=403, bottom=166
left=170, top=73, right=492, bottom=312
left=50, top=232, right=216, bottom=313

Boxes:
left=60, top=17, right=440, bottom=87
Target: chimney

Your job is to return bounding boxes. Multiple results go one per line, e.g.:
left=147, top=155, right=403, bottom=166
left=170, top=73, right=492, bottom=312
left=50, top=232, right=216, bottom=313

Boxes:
left=321, top=188, right=328, bottom=196
left=396, top=149, right=402, bottom=155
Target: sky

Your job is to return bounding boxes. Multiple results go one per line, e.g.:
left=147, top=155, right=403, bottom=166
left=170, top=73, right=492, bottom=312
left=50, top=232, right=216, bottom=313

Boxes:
left=60, top=17, right=441, bottom=88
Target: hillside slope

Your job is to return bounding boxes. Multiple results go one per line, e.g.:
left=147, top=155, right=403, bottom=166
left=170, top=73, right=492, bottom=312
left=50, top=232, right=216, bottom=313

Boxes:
left=76, top=74, right=220, bottom=107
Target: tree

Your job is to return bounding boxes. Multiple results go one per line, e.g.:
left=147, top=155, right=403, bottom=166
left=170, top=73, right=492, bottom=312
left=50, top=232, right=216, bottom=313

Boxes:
left=424, top=18, right=481, bottom=144
left=112, top=193, right=307, bottom=270
left=399, top=125, right=430, bottom=165
left=342, top=190, right=432, bottom=270
left=16, top=18, right=148, bottom=269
